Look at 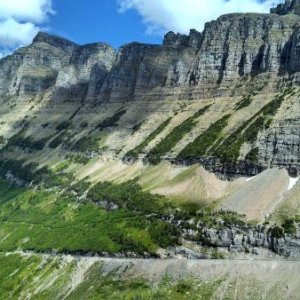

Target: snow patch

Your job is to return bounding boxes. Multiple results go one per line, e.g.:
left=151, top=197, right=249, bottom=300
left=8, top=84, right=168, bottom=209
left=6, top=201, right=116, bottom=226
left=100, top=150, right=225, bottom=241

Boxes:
left=288, top=177, right=299, bottom=191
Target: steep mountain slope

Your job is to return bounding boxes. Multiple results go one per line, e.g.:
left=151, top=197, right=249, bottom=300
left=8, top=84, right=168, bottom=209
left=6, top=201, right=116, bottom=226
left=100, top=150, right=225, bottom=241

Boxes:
left=1, top=4, right=300, bottom=178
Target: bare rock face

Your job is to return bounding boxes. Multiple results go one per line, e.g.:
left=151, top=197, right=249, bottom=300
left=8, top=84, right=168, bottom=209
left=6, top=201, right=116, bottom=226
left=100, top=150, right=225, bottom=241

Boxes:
left=32, top=32, right=78, bottom=53
left=259, top=118, right=300, bottom=172
left=282, top=25, right=300, bottom=72
left=96, top=13, right=300, bottom=102
left=0, top=32, right=75, bottom=98
left=2, top=11, right=300, bottom=103
left=97, top=42, right=198, bottom=102
left=162, top=29, right=202, bottom=48
left=55, top=43, right=116, bottom=102
left=271, top=0, right=300, bottom=16
left=162, top=31, right=190, bottom=47
left=202, top=224, right=300, bottom=258
left=187, top=13, right=295, bottom=84
left=0, top=32, right=116, bottom=102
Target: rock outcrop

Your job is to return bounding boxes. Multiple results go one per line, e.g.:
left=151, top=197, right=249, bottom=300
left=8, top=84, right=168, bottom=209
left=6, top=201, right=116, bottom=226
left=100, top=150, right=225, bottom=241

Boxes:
left=0, top=32, right=116, bottom=102
left=202, top=224, right=300, bottom=258
left=162, top=29, right=202, bottom=48
left=97, top=12, right=300, bottom=102
left=0, top=1, right=300, bottom=103
left=0, top=32, right=75, bottom=98
left=55, top=43, right=116, bottom=102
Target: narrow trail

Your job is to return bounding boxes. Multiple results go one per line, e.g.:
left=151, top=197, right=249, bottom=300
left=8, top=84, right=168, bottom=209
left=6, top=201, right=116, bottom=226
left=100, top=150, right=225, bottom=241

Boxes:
left=4, top=250, right=300, bottom=262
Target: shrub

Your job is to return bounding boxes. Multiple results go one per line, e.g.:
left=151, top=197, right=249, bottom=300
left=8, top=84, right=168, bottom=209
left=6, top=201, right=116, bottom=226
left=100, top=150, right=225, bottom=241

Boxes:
left=269, top=226, right=284, bottom=239
left=67, top=153, right=90, bottom=165
left=282, top=219, right=297, bottom=235
left=49, top=133, right=65, bottom=149
left=123, top=117, right=172, bottom=162
left=6, top=130, right=51, bottom=151
left=96, top=109, right=127, bottom=130
left=147, top=105, right=211, bottom=164
left=87, top=181, right=172, bottom=216
left=0, top=157, right=67, bottom=187
left=149, top=221, right=180, bottom=247
left=245, top=147, right=259, bottom=162
left=211, top=250, right=225, bottom=259
left=178, top=114, right=230, bottom=159
left=132, top=122, right=143, bottom=134
left=235, top=94, right=253, bottom=111
left=71, top=136, right=99, bottom=152
left=56, top=121, right=71, bottom=131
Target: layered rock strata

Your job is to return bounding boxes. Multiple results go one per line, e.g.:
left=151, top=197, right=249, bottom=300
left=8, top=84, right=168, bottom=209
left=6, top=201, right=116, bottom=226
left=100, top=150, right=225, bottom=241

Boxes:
left=0, top=0, right=300, bottom=176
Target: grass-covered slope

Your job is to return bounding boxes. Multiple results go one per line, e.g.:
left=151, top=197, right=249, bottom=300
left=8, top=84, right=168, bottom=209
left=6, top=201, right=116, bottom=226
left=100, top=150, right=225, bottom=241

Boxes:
left=0, top=161, right=252, bottom=256
left=178, top=89, right=291, bottom=163
left=0, top=90, right=297, bottom=221
left=0, top=253, right=224, bottom=299
left=0, top=253, right=298, bottom=300
left=0, top=178, right=180, bottom=255
left=178, top=114, right=231, bottom=159
left=146, top=104, right=211, bottom=164
left=124, top=117, right=172, bottom=161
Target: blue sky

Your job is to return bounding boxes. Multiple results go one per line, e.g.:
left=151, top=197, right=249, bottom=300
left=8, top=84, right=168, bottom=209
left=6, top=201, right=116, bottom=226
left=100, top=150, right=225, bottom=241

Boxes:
left=50, top=0, right=162, bottom=48
left=0, top=0, right=282, bottom=56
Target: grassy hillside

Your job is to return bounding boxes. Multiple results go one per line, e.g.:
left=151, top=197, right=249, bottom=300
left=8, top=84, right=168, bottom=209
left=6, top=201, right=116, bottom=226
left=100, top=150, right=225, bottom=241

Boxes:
left=0, top=253, right=223, bottom=299
left=0, top=178, right=180, bottom=255
left=0, top=90, right=298, bottom=221
left=0, top=253, right=298, bottom=299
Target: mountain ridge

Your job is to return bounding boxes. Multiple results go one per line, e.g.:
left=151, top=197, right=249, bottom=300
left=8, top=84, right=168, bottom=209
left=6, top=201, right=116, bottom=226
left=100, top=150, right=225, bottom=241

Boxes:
left=1, top=1, right=300, bottom=178
left=2, top=6, right=300, bottom=103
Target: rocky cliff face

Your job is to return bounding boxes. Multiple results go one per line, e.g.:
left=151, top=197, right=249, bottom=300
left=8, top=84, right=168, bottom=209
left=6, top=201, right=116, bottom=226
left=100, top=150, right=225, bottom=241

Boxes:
left=0, top=32, right=116, bottom=102
left=55, top=43, right=116, bottom=102
left=0, top=32, right=75, bottom=98
left=2, top=1, right=300, bottom=102
left=1, top=0, right=300, bottom=177
left=97, top=12, right=300, bottom=102
left=202, top=224, right=300, bottom=257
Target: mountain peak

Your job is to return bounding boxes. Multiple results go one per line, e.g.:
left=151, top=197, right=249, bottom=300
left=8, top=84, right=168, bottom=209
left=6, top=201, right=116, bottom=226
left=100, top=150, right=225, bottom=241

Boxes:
left=32, top=31, right=78, bottom=52
left=163, top=29, right=202, bottom=48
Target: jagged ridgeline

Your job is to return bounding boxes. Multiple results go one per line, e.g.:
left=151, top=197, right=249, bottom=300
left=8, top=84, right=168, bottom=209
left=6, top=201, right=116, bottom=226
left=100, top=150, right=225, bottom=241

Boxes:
left=1, top=1, right=300, bottom=177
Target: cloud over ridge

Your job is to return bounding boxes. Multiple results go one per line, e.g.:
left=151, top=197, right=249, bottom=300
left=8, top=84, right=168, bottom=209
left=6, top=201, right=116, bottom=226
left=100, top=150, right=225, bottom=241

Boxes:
left=119, top=0, right=283, bottom=34
left=0, top=0, right=53, bottom=56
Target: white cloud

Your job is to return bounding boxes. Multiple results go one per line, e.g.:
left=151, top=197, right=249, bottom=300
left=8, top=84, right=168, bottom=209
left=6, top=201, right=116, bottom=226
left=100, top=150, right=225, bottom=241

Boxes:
left=0, top=0, right=53, bottom=23
left=0, top=0, right=53, bottom=57
left=118, top=0, right=283, bottom=35
left=0, top=18, right=39, bottom=49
